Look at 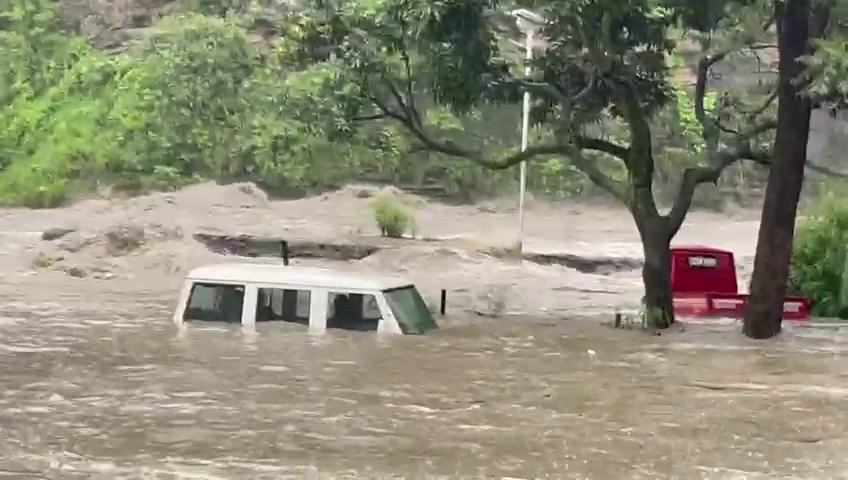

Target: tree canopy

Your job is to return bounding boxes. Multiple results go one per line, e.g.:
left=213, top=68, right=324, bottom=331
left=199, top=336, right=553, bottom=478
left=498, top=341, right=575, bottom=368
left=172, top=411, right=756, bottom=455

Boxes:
left=289, top=0, right=787, bottom=234
left=284, top=0, right=806, bottom=328
left=0, top=0, right=563, bottom=205
left=5, top=0, right=832, bottom=210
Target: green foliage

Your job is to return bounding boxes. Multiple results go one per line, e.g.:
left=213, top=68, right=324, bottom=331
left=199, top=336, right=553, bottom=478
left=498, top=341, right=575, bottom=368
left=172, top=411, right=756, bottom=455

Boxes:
left=287, top=0, right=798, bottom=328
left=804, top=38, right=848, bottom=103
left=788, top=196, right=848, bottom=319
left=0, top=0, right=828, bottom=214
left=290, top=0, right=781, bottom=218
left=672, top=82, right=717, bottom=154
left=0, top=0, right=623, bottom=207
left=372, top=195, right=414, bottom=238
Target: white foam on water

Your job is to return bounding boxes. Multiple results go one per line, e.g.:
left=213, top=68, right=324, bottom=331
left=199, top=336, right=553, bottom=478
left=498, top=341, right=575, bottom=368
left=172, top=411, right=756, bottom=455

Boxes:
left=0, top=317, right=25, bottom=326
left=258, top=365, right=289, bottom=372
left=0, top=344, right=70, bottom=353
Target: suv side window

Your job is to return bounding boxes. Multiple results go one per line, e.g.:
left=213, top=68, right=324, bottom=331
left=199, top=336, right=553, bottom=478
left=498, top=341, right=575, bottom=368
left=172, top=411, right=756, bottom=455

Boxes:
left=184, top=283, right=245, bottom=323
left=255, top=288, right=311, bottom=324
left=326, top=292, right=382, bottom=331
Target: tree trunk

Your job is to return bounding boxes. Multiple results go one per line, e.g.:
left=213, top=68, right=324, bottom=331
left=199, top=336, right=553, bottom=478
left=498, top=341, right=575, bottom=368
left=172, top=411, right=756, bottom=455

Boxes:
left=743, top=0, right=813, bottom=339
left=637, top=216, right=674, bottom=329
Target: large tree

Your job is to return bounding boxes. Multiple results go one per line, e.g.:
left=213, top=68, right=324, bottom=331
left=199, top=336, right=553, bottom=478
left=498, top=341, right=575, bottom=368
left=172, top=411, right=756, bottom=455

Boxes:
left=744, top=0, right=841, bottom=338
left=287, top=0, right=795, bottom=328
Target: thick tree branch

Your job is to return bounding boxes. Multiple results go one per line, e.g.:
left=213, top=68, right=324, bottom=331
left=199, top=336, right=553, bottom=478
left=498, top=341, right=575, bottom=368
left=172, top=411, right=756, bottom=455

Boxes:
left=382, top=77, right=423, bottom=129
left=774, top=0, right=785, bottom=38
left=361, top=92, right=566, bottom=168
left=621, top=81, right=653, bottom=156
left=810, top=1, right=832, bottom=39
left=359, top=73, right=632, bottom=171
left=569, top=149, right=629, bottom=204
left=745, top=88, right=779, bottom=118
left=666, top=119, right=779, bottom=237
left=681, top=35, right=784, bottom=239
left=394, top=28, right=424, bottom=130
left=357, top=95, right=629, bottom=168
left=741, top=119, right=780, bottom=138
left=503, top=78, right=570, bottom=103
left=666, top=138, right=848, bottom=239
left=574, top=136, right=630, bottom=159
left=616, top=78, right=653, bottom=178
left=694, top=41, right=778, bottom=148
left=694, top=60, right=710, bottom=129
left=613, top=78, right=656, bottom=214
left=352, top=113, right=386, bottom=121
left=742, top=148, right=848, bottom=177
left=502, top=76, right=598, bottom=107
left=666, top=147, right=747, bottom=238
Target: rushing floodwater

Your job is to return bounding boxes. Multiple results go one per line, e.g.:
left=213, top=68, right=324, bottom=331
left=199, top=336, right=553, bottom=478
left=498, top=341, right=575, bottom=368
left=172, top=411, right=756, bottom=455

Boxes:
left=1, top=285, right=848, bottom=479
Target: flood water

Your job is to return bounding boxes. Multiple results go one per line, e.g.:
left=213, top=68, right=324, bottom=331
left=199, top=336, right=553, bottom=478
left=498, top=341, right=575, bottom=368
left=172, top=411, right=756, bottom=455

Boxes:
left=0, top=281, right=847, bottom=479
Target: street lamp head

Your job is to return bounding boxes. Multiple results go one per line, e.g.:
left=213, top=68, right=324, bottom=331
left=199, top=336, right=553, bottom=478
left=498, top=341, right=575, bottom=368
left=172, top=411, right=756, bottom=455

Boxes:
left=510, top=8, right=546, bottom=35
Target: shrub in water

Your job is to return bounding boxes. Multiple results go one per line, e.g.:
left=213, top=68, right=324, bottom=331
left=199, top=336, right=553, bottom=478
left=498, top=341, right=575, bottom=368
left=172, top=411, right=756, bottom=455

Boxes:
left=788, top=196, right=848, bottom=318
left=372, top=195, right=414, bottom=238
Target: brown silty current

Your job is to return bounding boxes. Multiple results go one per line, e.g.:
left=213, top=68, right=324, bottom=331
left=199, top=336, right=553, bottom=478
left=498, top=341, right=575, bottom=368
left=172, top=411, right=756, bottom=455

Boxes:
left=0, top=183, right=846, bottom=478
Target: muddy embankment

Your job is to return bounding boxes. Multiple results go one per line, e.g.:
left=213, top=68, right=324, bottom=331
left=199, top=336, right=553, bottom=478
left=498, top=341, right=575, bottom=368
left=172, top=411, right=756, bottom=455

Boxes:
left=0, top=182, right=763, bottom=319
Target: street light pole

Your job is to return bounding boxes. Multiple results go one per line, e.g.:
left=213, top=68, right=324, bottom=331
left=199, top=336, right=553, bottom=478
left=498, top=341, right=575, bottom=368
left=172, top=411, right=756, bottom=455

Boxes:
left=511, top=9, right=544, bottom=255
left=518, top=29, right=533, bottom=254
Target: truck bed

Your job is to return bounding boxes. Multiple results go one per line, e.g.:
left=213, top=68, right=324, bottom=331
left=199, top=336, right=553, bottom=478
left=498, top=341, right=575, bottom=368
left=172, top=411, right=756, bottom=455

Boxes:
left=673, top=292, right=811, bottom=320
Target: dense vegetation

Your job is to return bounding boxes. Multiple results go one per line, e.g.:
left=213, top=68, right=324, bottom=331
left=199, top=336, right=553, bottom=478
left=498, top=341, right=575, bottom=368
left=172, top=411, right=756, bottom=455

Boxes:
left=786, top=20, right=848, bottom=321
left=0, top=0, right=556, bottom=205
left=0, top=0, right=781, bottom=209
left=789, top=196, right=848, bottom=319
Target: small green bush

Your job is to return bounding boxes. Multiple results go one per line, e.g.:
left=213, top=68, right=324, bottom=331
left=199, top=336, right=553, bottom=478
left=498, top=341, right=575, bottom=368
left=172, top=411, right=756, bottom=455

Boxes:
left=788, top=196, right=848, bottom=318
left=372, top=195, right=414, bottom=238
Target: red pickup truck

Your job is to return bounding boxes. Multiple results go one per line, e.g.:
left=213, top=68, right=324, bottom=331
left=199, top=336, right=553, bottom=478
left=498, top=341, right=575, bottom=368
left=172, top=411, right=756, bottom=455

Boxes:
left=671, top=246, right=811, bottom=320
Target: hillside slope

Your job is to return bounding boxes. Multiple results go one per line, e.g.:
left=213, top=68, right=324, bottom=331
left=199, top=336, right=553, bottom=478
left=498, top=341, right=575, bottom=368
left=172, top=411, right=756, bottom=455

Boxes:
left=60, top=0, right=177, bottom=47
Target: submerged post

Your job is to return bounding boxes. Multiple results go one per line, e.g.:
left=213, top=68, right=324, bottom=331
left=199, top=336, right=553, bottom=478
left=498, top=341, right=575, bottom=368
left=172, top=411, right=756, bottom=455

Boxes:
left=280, top=240, right=290, bottom=266
left=440, top=289, right=447, bottom=316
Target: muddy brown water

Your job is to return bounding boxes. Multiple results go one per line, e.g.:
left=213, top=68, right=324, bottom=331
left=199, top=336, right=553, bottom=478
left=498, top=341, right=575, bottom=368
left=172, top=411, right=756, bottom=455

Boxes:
left=1, top=184, right=847, bottom=478
left=1, top=279, right=848, bottom=479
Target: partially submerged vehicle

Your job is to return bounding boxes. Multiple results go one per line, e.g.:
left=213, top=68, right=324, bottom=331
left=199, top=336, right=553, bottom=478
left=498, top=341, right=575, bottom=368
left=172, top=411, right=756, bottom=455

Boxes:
left=671, top=245, right=811, bottom=321
left=173, top=263, right=438, bottom=334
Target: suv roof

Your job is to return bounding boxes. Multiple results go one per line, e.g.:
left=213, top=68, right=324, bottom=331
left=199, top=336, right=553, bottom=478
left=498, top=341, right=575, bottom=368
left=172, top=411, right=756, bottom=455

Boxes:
left=186, top=263, right=411, bottom=291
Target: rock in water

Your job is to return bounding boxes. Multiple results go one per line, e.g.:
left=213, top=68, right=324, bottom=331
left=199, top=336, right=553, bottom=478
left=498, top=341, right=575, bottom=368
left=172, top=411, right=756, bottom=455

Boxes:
left=41, top=227, right=76, bottom=241
left=105, top=224, right=146, bottom=255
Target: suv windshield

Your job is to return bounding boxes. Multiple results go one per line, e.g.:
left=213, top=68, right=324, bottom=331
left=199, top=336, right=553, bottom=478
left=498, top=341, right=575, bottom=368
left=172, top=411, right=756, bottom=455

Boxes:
left=383, top=286, right=437, bottom=334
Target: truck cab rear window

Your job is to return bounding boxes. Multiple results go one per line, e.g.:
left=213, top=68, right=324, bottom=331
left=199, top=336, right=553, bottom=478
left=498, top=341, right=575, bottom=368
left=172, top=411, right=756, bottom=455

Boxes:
left=687, top=256, right=718, bottom=268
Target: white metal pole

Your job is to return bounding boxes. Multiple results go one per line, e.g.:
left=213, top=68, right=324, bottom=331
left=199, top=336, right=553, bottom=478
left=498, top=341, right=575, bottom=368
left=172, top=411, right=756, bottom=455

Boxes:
left=517, top=30, right=533, bottom=254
